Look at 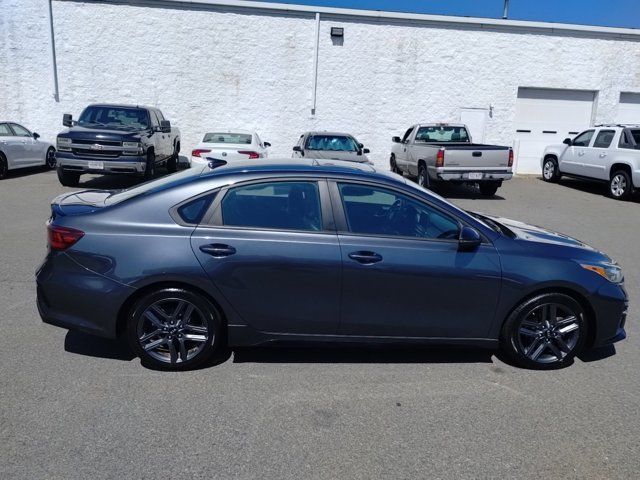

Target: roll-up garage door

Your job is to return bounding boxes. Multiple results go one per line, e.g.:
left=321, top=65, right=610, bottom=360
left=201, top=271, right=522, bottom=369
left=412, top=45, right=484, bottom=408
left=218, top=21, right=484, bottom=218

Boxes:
left=514, top=88, right=596, bottom=174
left=616, top=92, right=640, bottom=124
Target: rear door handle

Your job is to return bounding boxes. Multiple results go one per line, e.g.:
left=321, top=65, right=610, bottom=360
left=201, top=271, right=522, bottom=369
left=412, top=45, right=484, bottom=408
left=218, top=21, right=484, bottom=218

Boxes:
left=199, top=243, right=236, bottom=257
left=578, top=151, right=585, bottom=156
left=348, top=251, right=383, bottom=264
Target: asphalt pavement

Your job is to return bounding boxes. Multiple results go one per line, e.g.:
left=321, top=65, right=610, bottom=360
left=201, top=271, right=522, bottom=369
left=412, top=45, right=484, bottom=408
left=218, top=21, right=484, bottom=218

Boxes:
left=1, top=167, right=638, bottom=479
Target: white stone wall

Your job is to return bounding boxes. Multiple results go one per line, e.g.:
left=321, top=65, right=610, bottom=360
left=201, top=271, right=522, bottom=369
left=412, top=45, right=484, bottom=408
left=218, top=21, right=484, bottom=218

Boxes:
left=2, top=0, right=640, bottom=170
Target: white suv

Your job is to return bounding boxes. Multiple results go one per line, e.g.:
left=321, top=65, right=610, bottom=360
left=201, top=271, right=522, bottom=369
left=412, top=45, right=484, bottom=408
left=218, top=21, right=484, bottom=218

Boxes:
left=541, top=125, right=640, bottom=200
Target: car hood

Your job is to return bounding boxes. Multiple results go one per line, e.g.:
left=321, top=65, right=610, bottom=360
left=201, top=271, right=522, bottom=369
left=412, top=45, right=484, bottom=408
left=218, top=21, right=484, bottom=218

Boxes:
left=60, top=126, right=143, bottom=142
left=304, top=150, right=370, bottom=162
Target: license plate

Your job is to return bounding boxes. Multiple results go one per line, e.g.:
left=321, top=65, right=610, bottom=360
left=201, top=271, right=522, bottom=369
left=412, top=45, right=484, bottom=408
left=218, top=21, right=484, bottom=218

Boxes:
left=468, top=172, right=483, bottom=180
left=88, top=161, right=104, bottom=170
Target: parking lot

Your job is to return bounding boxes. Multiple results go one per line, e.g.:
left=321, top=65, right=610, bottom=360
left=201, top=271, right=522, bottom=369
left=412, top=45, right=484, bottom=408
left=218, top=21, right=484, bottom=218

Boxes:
left=1, top=168, right=639, bottom=479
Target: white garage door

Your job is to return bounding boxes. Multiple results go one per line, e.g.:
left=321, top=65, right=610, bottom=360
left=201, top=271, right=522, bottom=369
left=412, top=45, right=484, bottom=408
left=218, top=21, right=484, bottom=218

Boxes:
left=616, top=92, right=640, bottom=124
left=514, top=88, right=595, bottom=174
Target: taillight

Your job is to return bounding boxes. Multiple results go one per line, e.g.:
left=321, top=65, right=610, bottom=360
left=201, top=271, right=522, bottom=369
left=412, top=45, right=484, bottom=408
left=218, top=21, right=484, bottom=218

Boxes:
left=508, top=148, right=514, bottom=167
left=191, top=149, right=211, bottom=158
left=47, top=224, right=84, bottom=251
left=237, top=151, right=261, bottom=159
left=436, top=148, right=445, bottom=167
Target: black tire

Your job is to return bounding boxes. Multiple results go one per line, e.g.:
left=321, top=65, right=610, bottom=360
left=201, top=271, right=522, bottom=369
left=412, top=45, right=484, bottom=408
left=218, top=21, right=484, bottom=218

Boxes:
left=144, top=150, right=156, bottom=180
left=57, top=168, right=80, bottom=187
left=500, top=293, right=587, bottom=370
left=167, top=143, right=179, bottom=173
left=0, top=153, right=7, bottom=180
left=45, top=147, right=57, bottom=169
left=126, top=287, right=223, bottom=371
left=390, top=154, right=400, bottom=174
left=418, top=164, right=429, bottom=189
left=609, top=170, right=633, bottom=200
left=542, top=156, right=560, bottom=183
left=479, top=182, right=499, bottom=197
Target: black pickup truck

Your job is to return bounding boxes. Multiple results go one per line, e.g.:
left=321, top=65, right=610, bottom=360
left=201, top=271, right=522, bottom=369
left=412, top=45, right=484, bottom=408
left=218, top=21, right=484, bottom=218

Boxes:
left=55, top=104, right=181, bottom=186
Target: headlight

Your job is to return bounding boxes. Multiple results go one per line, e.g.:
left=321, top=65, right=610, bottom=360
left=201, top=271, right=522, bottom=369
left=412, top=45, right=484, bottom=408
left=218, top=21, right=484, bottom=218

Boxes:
left=581, top=263, right=623, bottom=283
left=57, top=137, right=71, bottom=145
left=122, top=142, right=141, bottom=148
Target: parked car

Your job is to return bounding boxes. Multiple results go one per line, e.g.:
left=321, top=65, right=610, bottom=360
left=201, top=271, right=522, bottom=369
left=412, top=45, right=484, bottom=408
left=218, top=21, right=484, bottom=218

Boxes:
left=38, top=159, right=627, bottom=371
left=293, top=131, right=371, bottom=163
left=542, top=124, right=640, bottom=200
left=55, top=104, right=181, bottom=187
left=390, top=123, right=513, bottom=196
left=190, top=130, right=270, bottom=166
left=0, top=122, right=56, bottom=179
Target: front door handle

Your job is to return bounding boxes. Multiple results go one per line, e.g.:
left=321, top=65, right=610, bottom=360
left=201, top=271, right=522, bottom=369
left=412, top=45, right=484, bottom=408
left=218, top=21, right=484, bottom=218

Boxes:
left=348, top=251, right=383, bottom=264
left=577, top=151, right=585, bottom=156
left=199, top=243, right=236, bottom=257
left=599, top=153, right=607, bottom=158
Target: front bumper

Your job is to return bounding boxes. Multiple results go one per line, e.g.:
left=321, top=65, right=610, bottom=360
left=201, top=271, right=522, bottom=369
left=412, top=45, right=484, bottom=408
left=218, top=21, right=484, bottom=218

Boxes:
left=430, top=166, right=513, bottom=182
left=36, top=252, right=134, bottom=339
left=590, top=282, right=628, bottom=348
left=56, top=151, right=146, bottom=175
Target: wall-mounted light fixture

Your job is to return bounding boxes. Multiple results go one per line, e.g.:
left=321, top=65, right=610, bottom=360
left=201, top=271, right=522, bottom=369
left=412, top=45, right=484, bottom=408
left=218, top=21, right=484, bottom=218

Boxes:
left=330, top=27, right=344, bottom=38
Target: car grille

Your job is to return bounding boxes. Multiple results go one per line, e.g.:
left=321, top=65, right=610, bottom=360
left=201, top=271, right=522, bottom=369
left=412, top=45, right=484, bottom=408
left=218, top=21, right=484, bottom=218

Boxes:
left=72, top=139, right=122, bottom=147
left=71, top=148, right=120, bottom=158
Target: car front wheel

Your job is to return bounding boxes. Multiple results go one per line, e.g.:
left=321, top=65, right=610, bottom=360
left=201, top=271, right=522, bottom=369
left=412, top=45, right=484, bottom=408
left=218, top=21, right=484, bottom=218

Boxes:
left=57, top=168, right=80, bottom=187
left=500, top=293, right=587, bottom=369
left=127, top=288, right=223, bottom=370
left=542, top=157, right=560, bottom=182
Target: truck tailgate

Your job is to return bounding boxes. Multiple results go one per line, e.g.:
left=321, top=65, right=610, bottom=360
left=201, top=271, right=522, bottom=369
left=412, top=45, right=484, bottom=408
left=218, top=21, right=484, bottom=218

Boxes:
left=443, top=145, right=510, bottom=169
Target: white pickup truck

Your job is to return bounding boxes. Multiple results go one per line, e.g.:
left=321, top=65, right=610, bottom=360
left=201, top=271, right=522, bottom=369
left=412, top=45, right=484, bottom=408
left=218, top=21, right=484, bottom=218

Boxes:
left=390, top=123, right=513, bottom=196
left=542, top=124, right=640, bottom=200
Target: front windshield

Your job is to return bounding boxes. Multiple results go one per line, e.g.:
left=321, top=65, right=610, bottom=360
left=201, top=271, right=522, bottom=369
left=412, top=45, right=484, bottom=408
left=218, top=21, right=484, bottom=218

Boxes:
left=78, top=106, right=150, bottom=130
left=306, top=135, right=359, bottom=152
left=415, top=126, right=470, bottom=143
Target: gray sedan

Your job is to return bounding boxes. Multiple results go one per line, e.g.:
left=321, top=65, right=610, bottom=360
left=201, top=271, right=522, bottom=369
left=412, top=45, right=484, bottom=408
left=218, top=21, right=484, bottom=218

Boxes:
left=293, top=131, right=371, bottom=163
left=0, top=122, right=56, bottom=179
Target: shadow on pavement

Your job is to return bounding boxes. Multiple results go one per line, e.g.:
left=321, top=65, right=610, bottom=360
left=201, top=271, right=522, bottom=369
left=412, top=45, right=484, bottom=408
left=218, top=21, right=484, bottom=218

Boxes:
left=578, top=345, right=617, bottom=363
left=429, top=183, right=506, bottom=201
left=65, top=330, right=135, bottom=361
left=232, top=345, right=495, bottom=364
left=541, top=177, right=640, bottom=203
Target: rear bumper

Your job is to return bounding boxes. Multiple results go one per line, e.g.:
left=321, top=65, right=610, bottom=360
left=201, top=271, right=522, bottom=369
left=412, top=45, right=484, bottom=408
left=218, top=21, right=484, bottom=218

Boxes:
left=430, top=166, right=513, bottom=182
left=36, top=252, right=135, bottom=339
left=56, top=151, right=146, bottom=174
left=590, top=282, right=629, bottom=348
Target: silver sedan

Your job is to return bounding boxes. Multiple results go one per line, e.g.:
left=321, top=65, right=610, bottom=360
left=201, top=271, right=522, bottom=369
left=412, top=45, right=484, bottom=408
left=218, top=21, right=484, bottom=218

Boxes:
left=0, top=122, right=56, bottom=179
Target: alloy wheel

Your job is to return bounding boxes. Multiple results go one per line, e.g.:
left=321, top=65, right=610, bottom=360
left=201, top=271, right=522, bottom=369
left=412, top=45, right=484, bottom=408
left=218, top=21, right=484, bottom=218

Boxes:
left=46, top=149, right=56, bottom=169
left=610, top=174, right=627, bottom=197
left=516, top=303, right=581, bottom=364
left=137, top=298, right=210, bottom=364
left=543, top=160, right=555, bottom=180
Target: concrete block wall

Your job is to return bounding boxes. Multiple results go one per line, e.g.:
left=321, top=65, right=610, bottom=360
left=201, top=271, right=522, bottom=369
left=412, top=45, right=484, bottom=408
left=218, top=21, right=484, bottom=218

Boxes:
left=2, top=0, right=640, bottom=170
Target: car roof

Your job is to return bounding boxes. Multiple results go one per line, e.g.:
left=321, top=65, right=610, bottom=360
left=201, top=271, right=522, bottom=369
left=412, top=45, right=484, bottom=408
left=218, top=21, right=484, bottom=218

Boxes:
left=416, top=123, right=466, bottom=128
left=202, top=129, right=255, bottom=134
left=86, top=103, right=154, bottom=110
left=304, top=131, right=356, bottom=137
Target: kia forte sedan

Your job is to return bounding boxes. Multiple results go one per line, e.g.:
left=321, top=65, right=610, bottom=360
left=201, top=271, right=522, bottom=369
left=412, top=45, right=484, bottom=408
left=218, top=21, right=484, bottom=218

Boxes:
left=37, top=159, right=628, bottom=370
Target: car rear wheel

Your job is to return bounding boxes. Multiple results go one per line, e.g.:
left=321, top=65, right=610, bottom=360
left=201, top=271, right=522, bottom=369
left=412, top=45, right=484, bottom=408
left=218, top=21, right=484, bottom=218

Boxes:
left=609, top=170, right=632, bottom=200
left=390, top=154, right=401, bottom=174
left=0, top=153, right=7, bottom=179
left=479, top=182, right=499, bottom=197
left=542, top=157, right=560, bottom=182
left=418, top=164, right=429, bottom=188
left=127, top=288, right=222, bottom=370
left=45, top=147, right=56, bottom=169
left=500, top=293, right=586, bottom=369
left=57, top=168, right=80, bottom=187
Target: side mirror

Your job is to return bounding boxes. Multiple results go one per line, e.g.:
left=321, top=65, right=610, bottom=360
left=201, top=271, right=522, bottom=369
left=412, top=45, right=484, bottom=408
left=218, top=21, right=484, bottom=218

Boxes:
left=33, top=132, right=40, bottom=140
left=392, top=136, right=401, bottom=143
left=563, top=138, right=572, bottom=146
left=63, top=113, right=73, bottom=127
left=293, top=146, right=303, bottom=153
left=264, top=142, right=271, bottom=148
left=363, top=148, right=370, bottom=154
left=458, top=226, right=482, bottom=251
left=160, top=120, right=171, bottom=133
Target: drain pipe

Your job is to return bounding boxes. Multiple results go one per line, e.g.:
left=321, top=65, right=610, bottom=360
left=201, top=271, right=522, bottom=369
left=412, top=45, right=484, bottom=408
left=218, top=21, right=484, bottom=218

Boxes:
left=311, top=12, right=320, bottom=115
left=47, top=0, right=60, bottom=102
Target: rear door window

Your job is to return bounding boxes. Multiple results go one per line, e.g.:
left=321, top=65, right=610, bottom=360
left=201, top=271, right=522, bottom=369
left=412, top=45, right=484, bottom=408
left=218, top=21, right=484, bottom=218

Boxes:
left=572, top=130, right=594, bottom=147
left=0, top=123, right=13, bottom=136
left=592, top=130, right=615, bottom=149
left=176, top=192, right=218, bottom=225
left=221, top=181, right=322, bottom=231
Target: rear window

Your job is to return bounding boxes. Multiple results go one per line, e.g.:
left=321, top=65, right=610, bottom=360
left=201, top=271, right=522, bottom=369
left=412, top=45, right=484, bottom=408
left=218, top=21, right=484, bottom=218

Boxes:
left=203, top=133, right=252, bottom=144
left=105, top=168, right=203, bottom=206
left=415, top=126, right=469, bottom=143
left=306, top=135, right=358, bottom=152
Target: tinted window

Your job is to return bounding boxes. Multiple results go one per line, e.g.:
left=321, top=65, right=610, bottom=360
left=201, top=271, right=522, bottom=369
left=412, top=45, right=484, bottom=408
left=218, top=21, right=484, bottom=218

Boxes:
left=10, top=124, right=30, bottom=137
left=338, top=183, right=460, bottom=239
left=203, top=132, right=252, bottom=144
left=619, top=130, right=634, bottom=149
left=401, top=127, right=414, bottom=143
left=0, top=124, right=12, bottom=136
left=177, top=192, right=217, bottom=224
left=572, top=130, right=594, bottom=147
left=415, top=126, right=469, bottom=143
left=222, top=182, right=322, bottom=231
left=306, top=135, right=358, bottom=152
left=78, top=106, right=149, bottom=130
left=593, top=130, right=615, bottom=148
left=630, top=129, right=640, bottom=145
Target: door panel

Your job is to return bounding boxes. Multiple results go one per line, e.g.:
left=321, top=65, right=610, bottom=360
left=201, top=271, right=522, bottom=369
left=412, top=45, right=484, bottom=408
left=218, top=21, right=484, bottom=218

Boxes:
left=559, top=129, right=594, bottom=175
left=338, top=235, right=501, bottom=338
left=583, top=129, right=615, bottom=180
